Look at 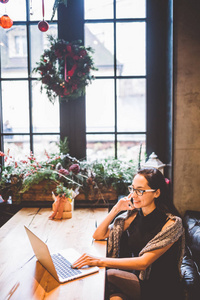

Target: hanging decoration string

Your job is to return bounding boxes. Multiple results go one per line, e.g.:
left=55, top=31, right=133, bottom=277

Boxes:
left=30, top=0, right=33, bottom=15
left=38, top=0, right=49, bottom=32
left=42, top=0, right=45, bottom=19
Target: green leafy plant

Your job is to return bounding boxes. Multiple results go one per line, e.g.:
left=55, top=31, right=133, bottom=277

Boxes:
left=55, top=183, right=74, bottom=199
left=56, top=137, right=69, bottom=155
left=0, top=147, right=141, bottom=203
left=0, top=150, right=82, bottom=201
left=80, top=157, right=138, bottom=196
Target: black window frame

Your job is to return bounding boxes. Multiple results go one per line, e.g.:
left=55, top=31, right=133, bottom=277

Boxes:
left=0, top=0, right=59, bottom=164
left=0, top=0, right=173, bottom=180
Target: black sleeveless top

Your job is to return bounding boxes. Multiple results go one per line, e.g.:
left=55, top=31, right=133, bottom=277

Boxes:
left=119, top=208, right=184, bottom=300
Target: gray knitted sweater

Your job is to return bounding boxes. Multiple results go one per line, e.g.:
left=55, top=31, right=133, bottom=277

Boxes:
left=107, top=209, right=185, bottom=280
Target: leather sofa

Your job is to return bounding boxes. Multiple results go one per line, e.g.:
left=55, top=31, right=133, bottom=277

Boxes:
left=181, top=210, right=200, bottom=300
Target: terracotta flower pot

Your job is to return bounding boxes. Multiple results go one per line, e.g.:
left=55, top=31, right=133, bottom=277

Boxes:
left=49, top=195, right=73, bottom=220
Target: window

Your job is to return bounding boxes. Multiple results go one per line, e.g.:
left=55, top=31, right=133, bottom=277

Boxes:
left=84, top=0, right=146, bottom=161
left=0, top=0, right=59, bottom=160
left=0, top=0, right=173, bottom=168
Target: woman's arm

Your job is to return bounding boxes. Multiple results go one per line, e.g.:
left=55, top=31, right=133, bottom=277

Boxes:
left=72, top=242, right=174, bottom=270
left=73, top=219, right=178, bottom=270
left=93, top=195, right=135, bottom=240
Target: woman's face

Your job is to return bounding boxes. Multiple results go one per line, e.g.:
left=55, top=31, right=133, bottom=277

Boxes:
left=130, top=174, right=160, bottom=215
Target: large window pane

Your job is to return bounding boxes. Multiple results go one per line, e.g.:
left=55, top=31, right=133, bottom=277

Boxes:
left=117, top=134, right=146, bottom=162
left=86, top=79, right=115, bottom=132
left=0, top=0, right=59, bottom=161
left=116, top=0, right=146, bottom=19
left=3, top=0, right=26, bottom=21
left=84, top=0, right=113, bottom=19
left=30, top=0, right=58, bottom=21
left=0, top=26, right=28, bottom=78
left=116, top=22, right=146, bottom=76
left=33, top=135, right=60, bottom=160
left=117, top=79, right=146, bottom=132
left=30, top=24, right=57, bottom=72
left=86, top=134, right=115, bottom=160
left=32, top=82, right=59, bottom=133
left=4, top=138, right=31, bottom=161
left=2, top=81, right=29, bottom=133
left=85, top=23, right=114, bottom=76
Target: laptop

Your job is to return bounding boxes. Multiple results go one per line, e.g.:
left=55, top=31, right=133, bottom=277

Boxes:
left=24, top=226, right=99, bottom=283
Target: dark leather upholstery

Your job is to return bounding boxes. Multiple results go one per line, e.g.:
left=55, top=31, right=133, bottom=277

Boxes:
left=181, top=210, right=200, bottom=300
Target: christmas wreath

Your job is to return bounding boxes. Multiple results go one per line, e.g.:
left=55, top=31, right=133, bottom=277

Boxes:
left=33, top=35, right=97, bottom=103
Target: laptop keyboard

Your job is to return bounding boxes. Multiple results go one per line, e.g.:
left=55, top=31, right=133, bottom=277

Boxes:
left=51, top=253, right=81, bottom=279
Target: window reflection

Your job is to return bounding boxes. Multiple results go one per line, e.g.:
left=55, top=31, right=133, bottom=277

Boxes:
left=116, top=22, right=146, bottom=76
left=29, top=0, right=57, bottom=21
left=30, top=24, right=57, bottom=72
left=84, top=0, right=113, bottom=19
left=85, top=24, right=114, bottom=76
left=2, top=81, right=29, bottom=133
left=0, top=0, right=59, bottom=161
left=13, top=35, right=26, bottom=57
left=33, top=135, right=60, bottom=160
left=4, top=139, right=31, bottom=161
left=117, top=79, right=146, bottom=132
left=84, top=0, right=147, bottom=159
left=86, top=135, right=115, bottom=161
left=117, top=134, right=146, bottom=161
left=3, top=0, right=26, bottom=21
left=0, top=26, right=28, bottom=78
left=32, top=82, right=60, bottom=133
left=116, top=0, right=146, bottom=19
left=86, top=79, right=115, bottom=132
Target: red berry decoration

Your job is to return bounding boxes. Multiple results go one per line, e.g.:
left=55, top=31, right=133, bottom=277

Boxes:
left=0, top=0, right=9, bottom=3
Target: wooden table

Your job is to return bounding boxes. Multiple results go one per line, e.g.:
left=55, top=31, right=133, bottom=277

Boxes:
left=0, top=207, right=108, bottom=300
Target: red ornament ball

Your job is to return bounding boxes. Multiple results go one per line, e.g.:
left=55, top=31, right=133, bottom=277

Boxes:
left=0, top=0, right=9, bottom=3
left=0, top=15, right=13, bottom=29
left=38, top=20, right=49, bottom=32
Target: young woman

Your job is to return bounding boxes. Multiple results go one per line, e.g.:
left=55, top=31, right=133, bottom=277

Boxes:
left=72, top=168, right=185, bottom=300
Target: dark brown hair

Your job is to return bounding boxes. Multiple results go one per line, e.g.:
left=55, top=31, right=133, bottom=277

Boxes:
left=136, top=168, right=180, bottom=215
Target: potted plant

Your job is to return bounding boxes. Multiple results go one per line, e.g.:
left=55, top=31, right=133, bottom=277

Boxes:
left=49, top=183, right=77, bottom=220
left=0, top=145, right=142, bottom=207
left=75, top=157, right=139, bottom=205
left=0, top=150, right=82, bottom=204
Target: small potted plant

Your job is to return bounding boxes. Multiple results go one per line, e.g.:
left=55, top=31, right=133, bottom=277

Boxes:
left=49, top=183, right=78, bottom=220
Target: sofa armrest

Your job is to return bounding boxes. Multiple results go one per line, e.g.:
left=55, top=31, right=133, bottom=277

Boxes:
left=181, top=254, right=200, bottom=300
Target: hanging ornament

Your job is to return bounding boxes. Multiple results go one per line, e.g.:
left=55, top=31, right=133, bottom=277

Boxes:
left=30, top=0, right=33, bottom=15
left=0, top=0, right=10, bottom=3
left=38, top=0, right=49, bottom=32
left=38, top=20, right=49, bottom=32
left=0, top=14, right=13, bottom=29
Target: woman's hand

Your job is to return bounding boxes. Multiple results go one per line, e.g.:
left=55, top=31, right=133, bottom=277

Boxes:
left=92, top=193, right=135, bottom=241
left=72, top=253, right=101, bottom=269
left=115, top=194, right=135, bottom=212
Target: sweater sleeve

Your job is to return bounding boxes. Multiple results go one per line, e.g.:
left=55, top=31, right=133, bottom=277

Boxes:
left=107, top=210, right=136, bottom=257
left=139, top=215, right=185, bottom=280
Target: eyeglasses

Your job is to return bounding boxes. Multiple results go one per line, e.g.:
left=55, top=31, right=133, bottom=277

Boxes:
left=128, top=186, right=157, bottom=196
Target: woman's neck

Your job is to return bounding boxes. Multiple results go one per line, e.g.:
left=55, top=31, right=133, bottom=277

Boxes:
left=142, top=204, right=156, bottom=216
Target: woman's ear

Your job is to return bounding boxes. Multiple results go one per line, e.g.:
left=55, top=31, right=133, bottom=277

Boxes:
left=155, top=189, right=160, bottom=198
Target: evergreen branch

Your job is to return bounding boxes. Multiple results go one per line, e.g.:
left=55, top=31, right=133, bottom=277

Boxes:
left=51, top=0, right=68, bottom=21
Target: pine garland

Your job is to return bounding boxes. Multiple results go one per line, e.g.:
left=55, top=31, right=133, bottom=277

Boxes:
left=33, top=35, right=97, bottom=104
left=51, top=0, right=68, bottom=20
